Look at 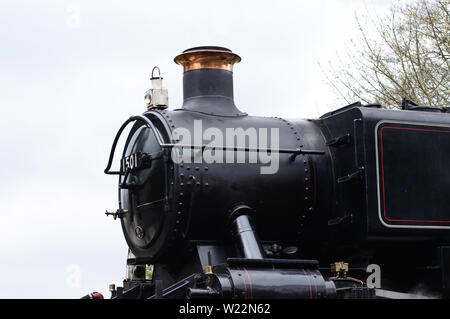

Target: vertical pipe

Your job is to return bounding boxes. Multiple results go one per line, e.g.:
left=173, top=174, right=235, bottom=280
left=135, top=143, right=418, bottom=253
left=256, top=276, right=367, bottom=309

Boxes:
left=231, top=215, right=265, bottom=259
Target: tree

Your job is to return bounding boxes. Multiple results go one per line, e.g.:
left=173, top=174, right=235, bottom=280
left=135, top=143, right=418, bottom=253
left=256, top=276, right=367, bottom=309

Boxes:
left=322, top=0, right=449, bottom=109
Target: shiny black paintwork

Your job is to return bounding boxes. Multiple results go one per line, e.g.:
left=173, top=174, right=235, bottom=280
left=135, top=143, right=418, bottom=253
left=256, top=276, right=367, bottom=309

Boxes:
left=108, top=50, right=450, bottom=297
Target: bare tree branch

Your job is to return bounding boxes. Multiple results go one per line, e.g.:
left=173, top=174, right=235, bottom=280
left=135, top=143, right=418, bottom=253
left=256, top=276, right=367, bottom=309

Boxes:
left=321, top=0, right=449, bottom=108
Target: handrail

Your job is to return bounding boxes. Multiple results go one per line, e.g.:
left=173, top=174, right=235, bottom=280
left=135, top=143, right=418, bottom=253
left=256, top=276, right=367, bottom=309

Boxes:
left=105, top=114, right=326, bottom=176
left=104, top=115, right=165, bottom=175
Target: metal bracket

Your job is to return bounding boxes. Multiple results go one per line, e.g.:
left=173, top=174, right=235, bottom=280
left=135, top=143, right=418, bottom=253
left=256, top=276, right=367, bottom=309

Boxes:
left=326, top=134, right=351, bottom=147
left=328, top=214, right=353, bottom=226
left=105, top=209, right=128, bottom=220
left=337, top=170, right=363, bottom=184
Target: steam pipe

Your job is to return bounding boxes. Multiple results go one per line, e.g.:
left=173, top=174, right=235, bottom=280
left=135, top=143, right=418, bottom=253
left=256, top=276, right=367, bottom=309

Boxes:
left=187, top=288, right=220, bottom=299
left=231, top=214, right=265, bottom=259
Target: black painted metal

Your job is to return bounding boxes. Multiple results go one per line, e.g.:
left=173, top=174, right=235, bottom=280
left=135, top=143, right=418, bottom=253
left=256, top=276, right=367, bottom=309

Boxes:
left=183, top=46, right=232, bottom=53
left=181, top=68, right=245, bottom=116
left=118, top=109, right=326, bottom=264
left=317, top=106, right=450, bottom=247
left=103, top=48, right=450, bottom=297
left=195, top=258, right=336, bottom=299
left=231, top=215, right=265, bottom=259
left=104, top=115, right=165, bottom=175
left=183, top=69, right=233, bottom=100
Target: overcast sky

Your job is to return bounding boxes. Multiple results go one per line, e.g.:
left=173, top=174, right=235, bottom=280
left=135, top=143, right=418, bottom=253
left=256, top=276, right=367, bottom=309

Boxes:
left=0, top=0, right=396, bottom=298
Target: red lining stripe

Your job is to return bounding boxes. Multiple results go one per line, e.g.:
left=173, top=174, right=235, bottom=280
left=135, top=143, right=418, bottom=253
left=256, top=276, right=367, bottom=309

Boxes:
left=302, top=268, right=312, bottom=299
left=242, top=267, right=253, bottom=299
left=380, top=125, right=450, bottom=224
left=307, top=269, right=318, bottom=299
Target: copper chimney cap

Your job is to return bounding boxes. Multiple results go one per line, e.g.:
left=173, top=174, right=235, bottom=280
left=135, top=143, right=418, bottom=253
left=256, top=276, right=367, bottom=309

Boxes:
left=174, top=46, right=241, bottom=72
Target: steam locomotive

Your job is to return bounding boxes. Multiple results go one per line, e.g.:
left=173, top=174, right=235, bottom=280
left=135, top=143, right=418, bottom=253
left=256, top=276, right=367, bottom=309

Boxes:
left=99, top=46, right=450, bottom=299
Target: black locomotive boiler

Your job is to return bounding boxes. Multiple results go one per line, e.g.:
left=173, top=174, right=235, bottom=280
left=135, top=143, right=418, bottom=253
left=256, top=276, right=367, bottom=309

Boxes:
left=100, top=46, right=450, bottom=299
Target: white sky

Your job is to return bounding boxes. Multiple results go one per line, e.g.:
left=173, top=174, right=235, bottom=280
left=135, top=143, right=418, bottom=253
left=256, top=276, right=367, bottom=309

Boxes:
left=0, top=0, right=395, bottom=298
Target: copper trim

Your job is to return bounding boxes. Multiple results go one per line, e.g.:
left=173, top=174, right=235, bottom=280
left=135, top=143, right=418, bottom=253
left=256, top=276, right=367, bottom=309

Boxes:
left=174, top=49, right=241, bottom=72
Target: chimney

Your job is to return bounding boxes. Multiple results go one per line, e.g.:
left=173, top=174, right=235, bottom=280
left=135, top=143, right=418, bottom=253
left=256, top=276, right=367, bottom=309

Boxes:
left=174, top=46, right=245, bottom=116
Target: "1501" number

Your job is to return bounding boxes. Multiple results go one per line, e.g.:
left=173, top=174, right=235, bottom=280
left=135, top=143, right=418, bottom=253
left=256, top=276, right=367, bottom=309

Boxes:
left=121, top=153, right=142, bottom=173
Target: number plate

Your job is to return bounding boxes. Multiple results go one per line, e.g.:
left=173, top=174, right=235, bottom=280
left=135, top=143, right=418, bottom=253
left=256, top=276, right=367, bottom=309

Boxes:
left=121, top=152, right=142, bottom=173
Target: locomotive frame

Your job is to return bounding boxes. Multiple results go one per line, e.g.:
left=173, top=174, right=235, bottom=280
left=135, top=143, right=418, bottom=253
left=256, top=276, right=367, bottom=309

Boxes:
left=96, top=46, right=450, bottom=299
